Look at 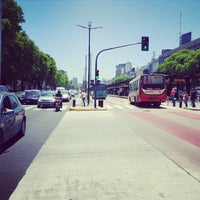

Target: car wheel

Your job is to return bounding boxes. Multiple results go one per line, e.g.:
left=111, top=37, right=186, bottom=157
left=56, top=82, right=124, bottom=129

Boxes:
left=18, top=118, right=26, bottom=137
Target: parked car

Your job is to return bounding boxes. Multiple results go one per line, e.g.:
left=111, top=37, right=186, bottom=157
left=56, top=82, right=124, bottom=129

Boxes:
left=37, top=91, right=56, bottom=108
left=0, top=92, right=26, bottom=154
left=23, top=90, right=41, bottom=104
left=61, top=90, right=71, bottom=102
left=0, top=85, right=9, bottom=92
left=15, top=91, right=25, bottom=103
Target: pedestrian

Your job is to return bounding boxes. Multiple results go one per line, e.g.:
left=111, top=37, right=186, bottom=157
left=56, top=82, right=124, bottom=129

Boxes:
left=80, top=89, right=87, bottom=107
left=183, top=91, right=189, bottom=108
left=178, top=89, right=184, bottom=108
left=170, top=88, right=176, bottom=102
left=190, top=88, right=197, bottom=107
left=178, top=89, right=183, bottom=100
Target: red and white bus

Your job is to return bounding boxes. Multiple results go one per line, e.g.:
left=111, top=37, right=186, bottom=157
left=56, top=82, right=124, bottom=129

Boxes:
left=128, top=74, right=167, bottom=107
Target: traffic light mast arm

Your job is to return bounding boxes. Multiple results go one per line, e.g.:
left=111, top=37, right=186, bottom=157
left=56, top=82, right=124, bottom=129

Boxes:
left=94, top=41, right=141, bottom=108
left=94, top=41, right=141, bottom=81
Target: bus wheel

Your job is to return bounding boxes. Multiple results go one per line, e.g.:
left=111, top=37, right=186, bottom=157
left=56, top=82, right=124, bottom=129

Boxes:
left=153, top=102, right=161, bottom=108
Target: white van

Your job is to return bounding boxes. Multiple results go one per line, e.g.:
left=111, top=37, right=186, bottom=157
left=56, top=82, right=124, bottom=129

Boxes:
left=56, top=87, right=65, bottom=92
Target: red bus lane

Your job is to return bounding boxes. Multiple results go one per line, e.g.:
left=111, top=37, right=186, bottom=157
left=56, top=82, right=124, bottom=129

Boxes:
left=169, top=110, right=200, bottom=120
left=133, top=111, right=200, bottom=148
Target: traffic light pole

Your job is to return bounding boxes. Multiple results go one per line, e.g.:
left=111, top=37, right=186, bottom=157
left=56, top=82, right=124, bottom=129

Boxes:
left=94, top=42, right=141, bottom=108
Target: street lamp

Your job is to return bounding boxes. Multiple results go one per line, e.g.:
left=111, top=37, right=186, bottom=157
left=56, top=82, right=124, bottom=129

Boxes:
left=77, top=22, right=102, bottom=106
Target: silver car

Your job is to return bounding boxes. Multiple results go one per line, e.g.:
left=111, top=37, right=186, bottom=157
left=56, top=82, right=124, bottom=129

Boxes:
left=0, top=92, right=26, bottom=154
left=37, top=91, right=56, bottom=108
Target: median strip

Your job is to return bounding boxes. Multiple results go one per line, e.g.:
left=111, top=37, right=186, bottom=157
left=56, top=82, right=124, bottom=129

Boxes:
left=69, top=106, right=107, bottom=111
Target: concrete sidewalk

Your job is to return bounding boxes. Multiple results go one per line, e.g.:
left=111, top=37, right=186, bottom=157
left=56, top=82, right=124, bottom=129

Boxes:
left=10, top=111, right=200, bottom=200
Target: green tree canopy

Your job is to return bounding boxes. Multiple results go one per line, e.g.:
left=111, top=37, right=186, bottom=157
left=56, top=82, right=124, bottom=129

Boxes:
left=2, top=0, right=69, bottom=90
left=111, top=75, right=129, bottom=84
left=157, top=49, right=200, bottom=76
left=55, top=71, right=69, bottom=88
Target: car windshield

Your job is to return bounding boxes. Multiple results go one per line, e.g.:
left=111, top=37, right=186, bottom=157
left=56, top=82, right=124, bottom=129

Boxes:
left=25, top=91, right=40, bottom=97
left=41, top=92, right=55, bottom=97
left=62, top=91, right=69, bottom=94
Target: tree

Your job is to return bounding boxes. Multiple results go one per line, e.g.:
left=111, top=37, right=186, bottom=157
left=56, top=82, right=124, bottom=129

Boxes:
left=157, top=49, right=200, bottom=76
left=55, top=71, right=69, bottom=88
left=111, top=75, right=129, bottom=84
left=2, top=0, right=25, bottom=85
left=2, top=0, right=70, bottom=90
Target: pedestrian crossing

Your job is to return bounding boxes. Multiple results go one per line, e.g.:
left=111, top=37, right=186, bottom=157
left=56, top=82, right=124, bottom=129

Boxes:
left=103, top=103, right=140, bottom=110
left=24, top=104, right=69, bottom=111
left=24, top=103, right=182, bottom=111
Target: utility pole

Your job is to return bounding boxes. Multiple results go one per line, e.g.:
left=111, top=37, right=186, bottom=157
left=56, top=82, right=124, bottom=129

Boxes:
left=77, top=22, right=102, bottom=106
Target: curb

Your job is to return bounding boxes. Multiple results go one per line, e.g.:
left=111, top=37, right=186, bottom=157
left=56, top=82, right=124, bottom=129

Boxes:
left=184, top=107, right=200, bottom=111
left=69, top=106, right=107, bottom=111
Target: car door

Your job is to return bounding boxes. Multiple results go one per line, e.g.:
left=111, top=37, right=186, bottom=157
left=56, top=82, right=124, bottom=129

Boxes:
left=8, top=94, right=23, bottom=132
left=1, top=96, right=16, bottom=143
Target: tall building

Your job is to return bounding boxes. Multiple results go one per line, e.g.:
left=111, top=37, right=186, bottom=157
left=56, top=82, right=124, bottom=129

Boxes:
left=115, top=62, right=133, bottom=78
left=71, top=77, right=78, bottom=89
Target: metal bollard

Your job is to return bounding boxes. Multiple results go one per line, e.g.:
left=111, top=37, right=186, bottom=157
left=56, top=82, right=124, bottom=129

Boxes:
left=98, top=100, right=103, bottom=107
left=179, top=101, right=182, bottom=108
left=173, top=99, right=176, bottom=107
left=72, top=99, right=76, bottom=107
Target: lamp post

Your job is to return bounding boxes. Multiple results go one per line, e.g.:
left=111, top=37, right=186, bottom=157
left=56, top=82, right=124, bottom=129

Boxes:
left=77, top=22, right=102, bottom=106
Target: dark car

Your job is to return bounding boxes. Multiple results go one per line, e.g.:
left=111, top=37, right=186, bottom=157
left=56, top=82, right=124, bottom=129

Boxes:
left=0, top=92, right=26, bottom=154
left=15, top=91, right=25, bottom=104
left=23, top=90, right=41, bottom=104
left=0, top=85, right=9, bottom=92
left=37, top=91, right=56, bottom=108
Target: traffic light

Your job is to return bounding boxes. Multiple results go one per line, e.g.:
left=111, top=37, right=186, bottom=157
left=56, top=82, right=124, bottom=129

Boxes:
left=96, top=80, right=101, bottom=86
left=95, top=69, right=99, bottom=80
left=141, top=36, right=149, bottom=51
left=90, top=79, right=94, bottom=86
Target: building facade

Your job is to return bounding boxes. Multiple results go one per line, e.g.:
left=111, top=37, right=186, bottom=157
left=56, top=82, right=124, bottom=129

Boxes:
left=115, top=62, right=133, bottom=78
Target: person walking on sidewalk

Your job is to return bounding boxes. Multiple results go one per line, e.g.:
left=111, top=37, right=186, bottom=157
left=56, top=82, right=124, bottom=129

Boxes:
left=190, top=88, right=197, bottom=107
left=170, top=88, right=176, bottom=106
left=183, top=91, right=189, bottom=107
left=80, top=90, right=87, bottom=107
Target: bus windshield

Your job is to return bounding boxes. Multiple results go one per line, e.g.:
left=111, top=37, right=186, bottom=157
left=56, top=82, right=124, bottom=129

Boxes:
left=142, top=75, right=164, bottom=89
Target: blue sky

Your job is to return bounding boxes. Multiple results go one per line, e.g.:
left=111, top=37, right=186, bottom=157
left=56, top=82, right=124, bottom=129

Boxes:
left=15, top=0, right=200, bottom=83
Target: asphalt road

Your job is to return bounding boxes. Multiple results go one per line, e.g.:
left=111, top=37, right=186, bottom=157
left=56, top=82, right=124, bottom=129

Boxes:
left=0, top=103, right=69, bottom=200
